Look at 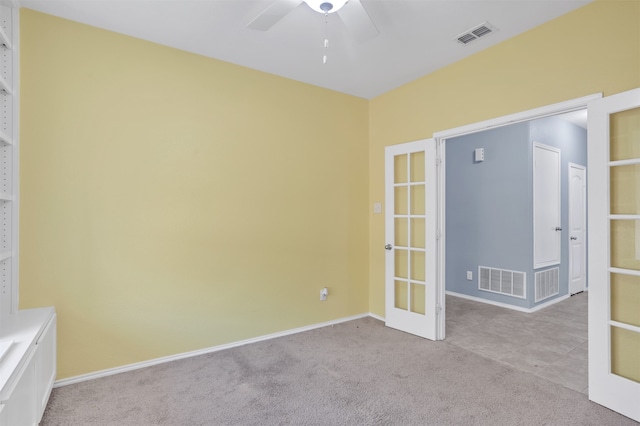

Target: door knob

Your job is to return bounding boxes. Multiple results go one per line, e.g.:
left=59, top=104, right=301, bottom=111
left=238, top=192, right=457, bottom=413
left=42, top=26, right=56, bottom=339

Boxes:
left=385, top=244, right=393, bottom=251
left=555, top=227, right=562, bottom=231
left=570, top=236, right=578, bottom=240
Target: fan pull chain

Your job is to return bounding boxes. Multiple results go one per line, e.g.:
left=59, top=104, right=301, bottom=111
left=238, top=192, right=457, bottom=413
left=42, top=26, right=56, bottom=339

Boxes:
left=323, top=12, right=329, bottom=64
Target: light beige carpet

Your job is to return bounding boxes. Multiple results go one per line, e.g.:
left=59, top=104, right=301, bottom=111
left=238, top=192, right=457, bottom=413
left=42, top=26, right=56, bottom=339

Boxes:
left=42, top=317, right=636, bottom=425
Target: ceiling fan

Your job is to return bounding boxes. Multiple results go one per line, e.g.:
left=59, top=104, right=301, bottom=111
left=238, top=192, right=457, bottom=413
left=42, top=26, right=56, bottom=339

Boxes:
left=247, top=0, right=379, bottom=42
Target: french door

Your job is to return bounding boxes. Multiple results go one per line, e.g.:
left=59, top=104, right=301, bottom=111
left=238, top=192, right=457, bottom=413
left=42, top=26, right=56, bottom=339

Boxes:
left=588, top=88, right=640, bottom=422
left=384, top=139, right=438, bottom=339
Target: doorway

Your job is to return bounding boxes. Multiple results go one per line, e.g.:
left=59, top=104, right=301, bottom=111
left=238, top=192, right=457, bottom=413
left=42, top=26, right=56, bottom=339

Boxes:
left=434, top=94, right=600, bottom=338
left=431, top=94, right=596, bottom=393
left=441, top=112, right=588, bottom=311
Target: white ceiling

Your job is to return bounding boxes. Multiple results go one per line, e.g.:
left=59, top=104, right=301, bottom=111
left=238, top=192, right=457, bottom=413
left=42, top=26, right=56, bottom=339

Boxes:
left=20, top=0, right=593, bottom=99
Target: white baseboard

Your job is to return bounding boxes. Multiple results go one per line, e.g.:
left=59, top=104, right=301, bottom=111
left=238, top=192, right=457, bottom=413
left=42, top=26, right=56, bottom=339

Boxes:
left=369, top=312, right=385, bottom=322
left=530, top=294, right=571, bottom=312
left=55, top=292, right=581, bottom=389
left=54, top=312, right=371, bottom=388
left=446, top=291, right=570, bottom=313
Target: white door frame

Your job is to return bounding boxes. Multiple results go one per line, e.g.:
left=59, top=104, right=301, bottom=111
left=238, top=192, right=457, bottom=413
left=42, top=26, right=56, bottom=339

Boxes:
left=432, top=93, right=602, bottom=340
left=568, top=162, right=587, bottom=294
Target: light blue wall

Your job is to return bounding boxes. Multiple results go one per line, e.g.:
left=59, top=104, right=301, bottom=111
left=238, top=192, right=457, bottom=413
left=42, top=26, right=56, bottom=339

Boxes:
left=446, top=122, right=532, bottom=308
left=446, top=116, right=587, bottom=309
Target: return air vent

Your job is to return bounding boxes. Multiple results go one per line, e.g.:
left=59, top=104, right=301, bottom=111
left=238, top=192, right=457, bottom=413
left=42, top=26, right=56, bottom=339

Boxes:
left=535, top=267, right=559, bottom=302
left=453, top=22, right=498, bottom=45
left=478, top=266, right=526, bottom=299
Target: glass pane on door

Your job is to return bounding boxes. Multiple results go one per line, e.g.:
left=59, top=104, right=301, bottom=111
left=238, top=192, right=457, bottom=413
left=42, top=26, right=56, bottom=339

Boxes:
left=395, top=218, right=408, bottom=247
left=610, top=164, right=640, bottom=214
left=610, top=220, right=640, bottom=271
left=610, top=273, right=640, bottom=328
left=611, top=326, right=640, bottom=383
left=410, top=152, right=425, bottom=182
left=395, top=154, right=408, bottom=183
left=394, top=281, right=408, bottom=310
left=411, top=218, right=425, bottom=248
left=609, top=107, right=640, bottom=385
left=410, top=283, right=425, bottom=314
left=610, top=107, right=640, bottom=161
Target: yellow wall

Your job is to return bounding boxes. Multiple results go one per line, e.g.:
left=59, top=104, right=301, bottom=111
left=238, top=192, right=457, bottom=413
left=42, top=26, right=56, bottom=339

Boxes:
left=368, top=0, right=640, bottom=315
left=20, top=0, right=640, bottom=380
left=20, top=9, right=370, bottom=379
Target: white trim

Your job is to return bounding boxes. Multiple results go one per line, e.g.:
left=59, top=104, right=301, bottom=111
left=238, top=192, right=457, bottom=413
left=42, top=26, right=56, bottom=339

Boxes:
left=446, top=290, right=570, bottom=313
left=433, top=94, right=602, bottom=140
left=609, top=267, right=640, bottom=277
left=0, top=130, right=12, bottom=146
left=610, top=320, right=640, bottom=334
left=610, top=158, right=640, bottom=167
left=10, top=5, right=19, bottom=314
left=436, top=138, right=446, bottom=340
left=0, top=1, right=19, bottom=317
left=610, top=215, right=640, bottom=220
left=54, top=313, right=371, bottom=388
left=369, top=312, right=385, bottom=322
left=0, top=15, right=10, bottom=49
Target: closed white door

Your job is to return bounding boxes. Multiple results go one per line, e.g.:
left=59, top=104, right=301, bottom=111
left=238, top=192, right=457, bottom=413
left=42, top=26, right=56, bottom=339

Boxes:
left=384, top=139, right=438, bottom=340
left=533, top=143, right=561, bottom=269
left=568, top=163, right=587, bottom=294
left=588, top=87, right=640, bottom=422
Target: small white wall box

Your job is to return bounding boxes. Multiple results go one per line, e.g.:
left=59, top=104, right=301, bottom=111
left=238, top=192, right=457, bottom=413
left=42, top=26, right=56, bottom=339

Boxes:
left=475, top=148, right=485, bottom=162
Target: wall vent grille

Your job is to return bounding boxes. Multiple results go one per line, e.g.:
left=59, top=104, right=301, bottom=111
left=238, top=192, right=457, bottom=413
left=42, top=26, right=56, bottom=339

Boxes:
left=535, top=267, right=560, bottom=302
left=454, top=22, right=498, bottom=45
left=478, top=266, right=526, bottom=299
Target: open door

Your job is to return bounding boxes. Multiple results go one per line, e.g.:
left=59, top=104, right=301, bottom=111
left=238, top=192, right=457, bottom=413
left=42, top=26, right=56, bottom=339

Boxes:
left=384, top=139, right=438, bottom=339
left=568, top=163, right=587, bottom=295
left=588, top=87, right=640, bottom=422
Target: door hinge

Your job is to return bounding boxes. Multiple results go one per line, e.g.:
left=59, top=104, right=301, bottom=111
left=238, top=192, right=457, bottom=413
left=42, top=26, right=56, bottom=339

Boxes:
left=436, top=230, right=441, bottom=240
left=436, top=304, right=442, bottom=314
left=436, top=157, right=442, bottom=167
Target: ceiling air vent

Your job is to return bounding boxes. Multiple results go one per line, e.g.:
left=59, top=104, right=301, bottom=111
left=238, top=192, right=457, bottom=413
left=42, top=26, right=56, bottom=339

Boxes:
left=453, top=22, right=498, bottom=45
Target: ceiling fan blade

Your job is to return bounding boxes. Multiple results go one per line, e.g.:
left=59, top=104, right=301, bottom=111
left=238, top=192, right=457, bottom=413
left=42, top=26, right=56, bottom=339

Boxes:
left=247, top=0, right=304, bottom=31
left=338, top=0, right=379, bottom=42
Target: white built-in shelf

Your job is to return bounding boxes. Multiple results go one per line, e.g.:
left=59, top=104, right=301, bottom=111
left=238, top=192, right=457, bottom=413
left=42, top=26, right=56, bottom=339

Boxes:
left=0, top=24, right=10, bottom=50
left=0, top=74, right=11, bottom=95
left=0, top=130, right=12, bottom=146
left=0, top=251, right=11, bottom=262
left=0, top=193, right=13, bottom=201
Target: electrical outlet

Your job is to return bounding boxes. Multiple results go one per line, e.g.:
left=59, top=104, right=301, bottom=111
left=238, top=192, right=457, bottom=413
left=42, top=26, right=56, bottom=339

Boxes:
left=466, top=271, right=473, bottom=281
left=320, top=287, right=328, bottom=301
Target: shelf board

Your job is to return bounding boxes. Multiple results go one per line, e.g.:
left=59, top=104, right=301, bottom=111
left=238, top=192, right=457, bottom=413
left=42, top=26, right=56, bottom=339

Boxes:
left=0, top=74, right=11, bottom=95
left=0, top=251, right=11, bottom=262
left=0, top=25, right=10, bottom=50
left=0, top=193, right=13, bottom=201
left=0, top=130, right=12, bottom=146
